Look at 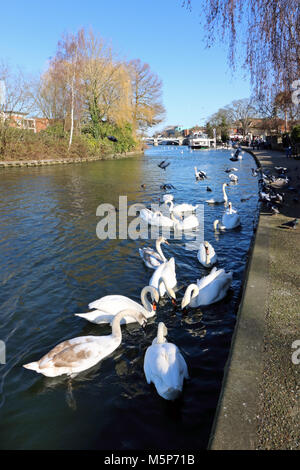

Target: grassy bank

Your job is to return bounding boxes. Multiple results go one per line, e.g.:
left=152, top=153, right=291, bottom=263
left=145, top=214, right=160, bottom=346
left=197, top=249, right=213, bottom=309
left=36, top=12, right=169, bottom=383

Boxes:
left=0, top=123, right=143, bottom=161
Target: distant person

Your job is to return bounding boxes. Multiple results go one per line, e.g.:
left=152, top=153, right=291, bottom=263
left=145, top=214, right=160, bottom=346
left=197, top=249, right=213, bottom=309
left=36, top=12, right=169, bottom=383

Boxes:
left=282, top=134, right=292, bottom=158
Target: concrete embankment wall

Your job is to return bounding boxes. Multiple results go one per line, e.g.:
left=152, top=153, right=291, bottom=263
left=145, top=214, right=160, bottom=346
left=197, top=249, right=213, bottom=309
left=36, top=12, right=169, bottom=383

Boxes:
left=209, top=149, right=265, bottom=449
left=0, top=151, right=142, bottom=168
left=209, top=148, right=300, bottom=450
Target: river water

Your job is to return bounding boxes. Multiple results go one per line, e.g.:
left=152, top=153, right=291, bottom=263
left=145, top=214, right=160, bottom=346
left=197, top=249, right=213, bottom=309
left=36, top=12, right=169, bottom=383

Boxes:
left=0, top=146, right=259, bottom=450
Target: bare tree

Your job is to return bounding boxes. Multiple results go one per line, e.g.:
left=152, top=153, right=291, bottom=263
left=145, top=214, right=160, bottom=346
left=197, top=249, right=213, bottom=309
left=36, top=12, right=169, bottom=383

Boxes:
left=0, top=61, right=32, bottom=156
left=184, top=1, right=300, bottom=97
left=225, top=99, right=256, bottom=136
left=127, top=59, right=165, bottom=134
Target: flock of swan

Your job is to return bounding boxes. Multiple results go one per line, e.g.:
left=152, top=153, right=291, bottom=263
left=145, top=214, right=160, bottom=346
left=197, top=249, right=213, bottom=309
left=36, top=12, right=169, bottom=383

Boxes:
left=23, top=151, right=245, bottom=401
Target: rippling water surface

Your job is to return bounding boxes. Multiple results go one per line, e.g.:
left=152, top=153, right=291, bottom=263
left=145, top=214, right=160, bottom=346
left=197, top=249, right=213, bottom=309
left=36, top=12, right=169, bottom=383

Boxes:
left=0, top=146, right=259, bottom=449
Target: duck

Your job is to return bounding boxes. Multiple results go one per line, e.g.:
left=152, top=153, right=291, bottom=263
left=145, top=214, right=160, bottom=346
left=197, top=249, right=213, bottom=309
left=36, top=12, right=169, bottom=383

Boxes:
left=23, top=310, right=147, bottom=377
left=149, top=258, right=177, bottom=299
left=225, top=167, right=238, bottom=173
left=75, top=286, right=159, bottom=325
left=229, top=173, right=238, bottom=182
left=143, top=322, right=189, bottom=400
left=139, top=208, right=174, bottom=227
left=197, top=241, right=217, bottom=267
left=220, top=202, right=241, bottom=229
left=160, top=184, right=175, bottom=191
left=165, top=200, right=199, bottom=216
left=206, top=183, right=229, bottom=204
left=170, top=212, right=199, bottom=230
left=181, top=268, right=233, bottom=308
left=139, top=236, right=169, bottom=269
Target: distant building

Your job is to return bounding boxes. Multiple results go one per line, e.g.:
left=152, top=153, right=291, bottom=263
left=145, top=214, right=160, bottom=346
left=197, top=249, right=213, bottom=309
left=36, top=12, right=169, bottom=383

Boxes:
left=0, top=111, right=50, bottom=133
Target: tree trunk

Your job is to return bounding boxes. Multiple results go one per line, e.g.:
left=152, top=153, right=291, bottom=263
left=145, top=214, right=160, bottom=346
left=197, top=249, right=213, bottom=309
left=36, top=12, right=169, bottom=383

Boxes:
left=68, top=76, right=75, bottom=151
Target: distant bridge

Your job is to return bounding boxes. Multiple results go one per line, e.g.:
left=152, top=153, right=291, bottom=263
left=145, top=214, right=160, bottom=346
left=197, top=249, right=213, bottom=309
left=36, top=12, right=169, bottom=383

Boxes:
left=144, top=137, right=185, bottom=146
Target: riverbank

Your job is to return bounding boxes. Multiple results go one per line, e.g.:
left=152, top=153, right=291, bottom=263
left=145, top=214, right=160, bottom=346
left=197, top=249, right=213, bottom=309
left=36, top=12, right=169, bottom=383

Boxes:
left=210, top=149, right=300, bottom=450
left=0, top=150, right=142, bottom=168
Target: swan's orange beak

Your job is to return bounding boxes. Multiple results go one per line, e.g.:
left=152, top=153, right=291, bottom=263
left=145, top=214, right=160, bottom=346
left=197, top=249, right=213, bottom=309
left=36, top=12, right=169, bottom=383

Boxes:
left=152, top=302, right=157, bottom=311
left=171, top=298, right=177, bottom=306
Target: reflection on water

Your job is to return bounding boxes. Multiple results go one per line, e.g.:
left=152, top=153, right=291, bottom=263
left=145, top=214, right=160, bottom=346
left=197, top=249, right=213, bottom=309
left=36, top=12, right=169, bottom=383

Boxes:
left=0, top=146, right=258, bottom=449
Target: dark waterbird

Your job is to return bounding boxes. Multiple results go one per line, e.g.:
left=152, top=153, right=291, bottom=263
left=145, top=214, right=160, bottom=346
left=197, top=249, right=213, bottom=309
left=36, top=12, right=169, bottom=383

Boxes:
left=158, top=160, right=170, bottom=170
left=206, top=186, right=212, bottom=192
left=160, top=184, right=176, bottom=190
left=107, top=135, right=118, bottom=142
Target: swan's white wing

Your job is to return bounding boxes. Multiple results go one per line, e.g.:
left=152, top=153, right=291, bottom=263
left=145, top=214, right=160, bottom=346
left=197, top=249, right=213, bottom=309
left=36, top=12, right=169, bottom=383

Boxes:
left=197, top=271, right=232, bottom=305
left=149, top=263, right=167, bottom=295
left=38, top=336, right=112, bottom=370
left=181, top=214, right=199, bottom=229
left=222, top=212, right=240, bottom=229
left=139, top=247, right=163, bottom=268
left=88, top=295, right=140, bottom=312
left=144, top=343, right=188, bottom=393
left=197, top=267, right=221, bottom=289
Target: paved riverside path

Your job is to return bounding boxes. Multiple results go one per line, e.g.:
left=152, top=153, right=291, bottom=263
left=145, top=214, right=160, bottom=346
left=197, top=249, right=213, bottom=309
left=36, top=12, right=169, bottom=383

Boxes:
left=210, top=149, right=300, bottom=450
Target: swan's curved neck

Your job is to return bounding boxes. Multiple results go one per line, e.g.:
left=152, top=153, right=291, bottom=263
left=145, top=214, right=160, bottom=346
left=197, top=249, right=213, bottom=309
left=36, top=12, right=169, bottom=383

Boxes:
left=170, top=212, right=178, bottom=224
left=156, top=238, right=166, bottom=261
left=156, top=323, right=167, bottom=344
left=222, top=184, right=228, bottom=202
left=205, top=245, right=211, bottom=265
left=141, top=287, right=154, bottom=312
left=111, top=310, right=140, bottom=337
left=165, top=200, right=174, bottom=212
left=184, top=284, right=199, bottom=306
left=213, top=219, right=219, bottom=230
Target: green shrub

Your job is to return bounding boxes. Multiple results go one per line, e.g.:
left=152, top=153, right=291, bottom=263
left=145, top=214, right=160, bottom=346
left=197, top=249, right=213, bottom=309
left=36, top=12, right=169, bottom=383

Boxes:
left=291, top=125, right=300, bottom=143
left=41, top=123, right=66, bottom=139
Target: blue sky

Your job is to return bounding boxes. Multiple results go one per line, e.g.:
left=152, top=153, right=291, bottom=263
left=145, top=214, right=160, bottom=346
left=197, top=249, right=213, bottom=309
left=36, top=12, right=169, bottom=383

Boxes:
left=1, top=0, right=251, bottom=132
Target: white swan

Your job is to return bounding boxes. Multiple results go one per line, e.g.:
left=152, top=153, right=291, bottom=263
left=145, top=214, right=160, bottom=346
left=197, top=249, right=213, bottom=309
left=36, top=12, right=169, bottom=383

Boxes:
left=170, top=212, right=199, bottom=230
left=165, top=200, right=199, bottom=217
left=206, top=183, right=229, bottom=204
left=229, top=173, right=238, bottom=182
left=221, top=202, right=241, bottom=229
left=197, top=241, right=217, bottom=267
left=213, top=219, right=226, bottom=232
left=140, top=208, right=174, bottom=227
left=75, top=286, right=159, bottom=325
left=162, top=194, right=174, bottom=203
left=139, top=237, right=169, bottom=269
left=23, top=310, right=147, bottom=377
left=194, top=167, right=207, bottom=180
left=181, top=268, right=233, bottom=308
left=143, top=322, right=189, bottom=400
left=149, top=258, right=177, bottom=299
